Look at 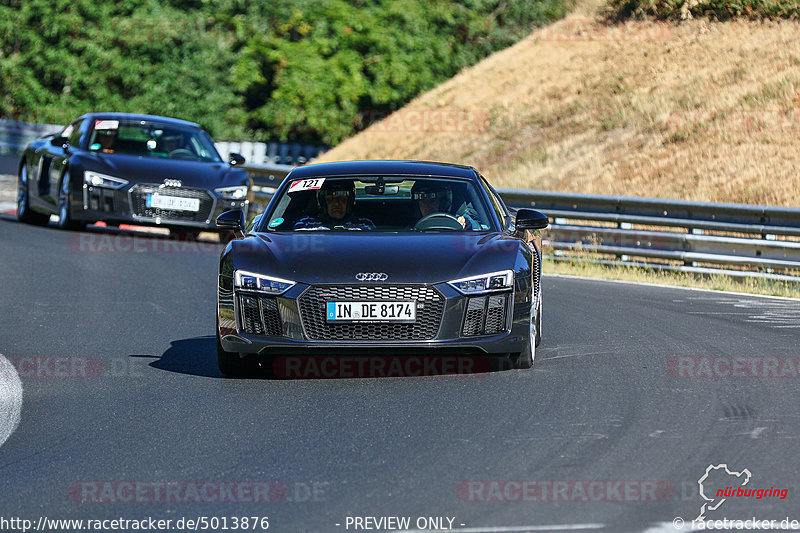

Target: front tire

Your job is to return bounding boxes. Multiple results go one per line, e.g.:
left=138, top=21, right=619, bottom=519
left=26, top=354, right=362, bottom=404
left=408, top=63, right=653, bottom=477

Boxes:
left=513, top=300, right=539, bottom=369
left=17, top=164, right=50, bottom=226
left=217, top=332, right=255, bottom=377
left=57, top=173, right=86, bottom=231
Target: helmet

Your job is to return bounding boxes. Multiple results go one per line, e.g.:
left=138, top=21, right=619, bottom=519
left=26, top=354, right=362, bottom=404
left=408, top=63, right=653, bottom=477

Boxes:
left=317, top=179, right=355, bottom=218
left=411, top=180, right=452, bottom=213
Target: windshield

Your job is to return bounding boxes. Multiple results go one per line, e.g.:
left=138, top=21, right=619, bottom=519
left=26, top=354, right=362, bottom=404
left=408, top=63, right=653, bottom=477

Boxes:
left=87, top=119, right=222, bottom=162
left=262, top=176, right=496, bottom=232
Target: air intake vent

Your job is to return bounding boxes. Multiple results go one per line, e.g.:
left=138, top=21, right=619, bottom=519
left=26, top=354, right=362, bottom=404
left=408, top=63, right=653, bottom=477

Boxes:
left=461, top=294, right=510, bottom=336
left=238, top=295, right=283, bottom=336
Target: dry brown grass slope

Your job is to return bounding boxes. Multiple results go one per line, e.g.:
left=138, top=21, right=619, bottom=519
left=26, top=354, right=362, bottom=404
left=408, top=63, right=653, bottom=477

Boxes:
left=318, top=9, right=800, bottom=206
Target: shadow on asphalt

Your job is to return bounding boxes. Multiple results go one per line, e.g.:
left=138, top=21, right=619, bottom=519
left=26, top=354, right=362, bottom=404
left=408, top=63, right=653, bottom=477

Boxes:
left=146, top=335, right=511, bottom=381
left=147, top=335, right=223, bottom=378
left=0, top=212, right=228, bottom=248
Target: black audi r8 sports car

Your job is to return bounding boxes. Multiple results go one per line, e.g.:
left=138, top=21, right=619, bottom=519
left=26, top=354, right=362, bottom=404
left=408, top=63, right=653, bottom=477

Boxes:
left=215, top=160, right=549, bottom=377
left=16, top=112, right=249, bottom=232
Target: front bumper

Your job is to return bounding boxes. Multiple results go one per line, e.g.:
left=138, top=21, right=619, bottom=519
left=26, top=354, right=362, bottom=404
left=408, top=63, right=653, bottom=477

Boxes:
left=217, top=277, right=533, bottom=357
left=74, top=182, right=248, bottom=231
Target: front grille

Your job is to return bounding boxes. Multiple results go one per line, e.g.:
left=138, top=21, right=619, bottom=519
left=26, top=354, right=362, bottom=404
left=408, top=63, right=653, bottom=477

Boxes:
left=461, top=293, right=510, bottom=337
left=238, top=295, right=283, bottom=336
left=298, top=285, right=444, bottom=340
left=130, top=184, right=214, bottom=223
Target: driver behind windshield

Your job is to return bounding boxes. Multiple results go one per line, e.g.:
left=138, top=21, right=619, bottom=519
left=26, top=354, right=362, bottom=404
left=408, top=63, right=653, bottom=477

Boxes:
left=94, top=130, right=116, bottom=153
left=412, top=181, right=480, bottom=230
left=294, top=180, right=376, bottom=230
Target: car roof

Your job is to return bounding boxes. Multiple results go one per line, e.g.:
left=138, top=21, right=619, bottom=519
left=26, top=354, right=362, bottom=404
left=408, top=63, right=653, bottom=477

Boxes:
left=286, top=160, right=480, bottom=181
left=78, top=112, right=202, bottom=129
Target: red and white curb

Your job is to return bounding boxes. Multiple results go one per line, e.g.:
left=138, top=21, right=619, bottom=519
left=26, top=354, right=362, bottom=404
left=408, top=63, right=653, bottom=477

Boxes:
left=0, top=201, right=16, bottom=215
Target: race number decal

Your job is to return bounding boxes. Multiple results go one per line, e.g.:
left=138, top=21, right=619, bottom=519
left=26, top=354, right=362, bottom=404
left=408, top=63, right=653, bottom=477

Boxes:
left=94, top=120, right=119, bottom=130
left=288, top=178, right=325, bottom=193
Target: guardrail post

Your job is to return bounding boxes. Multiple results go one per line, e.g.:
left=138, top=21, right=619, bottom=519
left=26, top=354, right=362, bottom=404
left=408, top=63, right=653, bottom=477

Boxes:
left=685, top=228, right=703, bottom=266
left=618, top=222, right=632, bottom=262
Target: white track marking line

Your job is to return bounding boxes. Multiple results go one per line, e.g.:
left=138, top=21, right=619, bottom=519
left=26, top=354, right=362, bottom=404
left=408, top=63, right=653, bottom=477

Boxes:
left=0, top=354, right=23, bottom=449
left=642, top=522, right=699, bottom=532
left=545, top=273, right=800, bottom=301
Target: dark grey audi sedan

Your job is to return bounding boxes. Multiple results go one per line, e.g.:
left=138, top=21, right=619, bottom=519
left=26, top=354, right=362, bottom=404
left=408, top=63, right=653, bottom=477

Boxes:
left=215, top=160, right=548, bottom=377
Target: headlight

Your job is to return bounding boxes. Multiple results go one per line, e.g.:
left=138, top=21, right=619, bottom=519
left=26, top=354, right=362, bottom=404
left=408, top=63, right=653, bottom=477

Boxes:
left=84, top=171, right=128, bottom=189
left=215, top=185, right=248, bottom=200
left=234, top=270, right=295, bottom=295
left=448, top=270, right=514, bottom=294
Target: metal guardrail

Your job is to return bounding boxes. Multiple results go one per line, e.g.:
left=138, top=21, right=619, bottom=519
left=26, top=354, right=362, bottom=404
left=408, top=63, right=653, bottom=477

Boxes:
left=215, top=141, right=327, bottom=166
left=500, top=189, right=800, bottom=282
left=0, top=119, right=61, bottom=156
left=242, top=164, right=292, bottom=210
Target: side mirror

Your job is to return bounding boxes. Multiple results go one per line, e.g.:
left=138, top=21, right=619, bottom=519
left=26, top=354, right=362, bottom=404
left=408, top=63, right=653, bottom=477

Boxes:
left=515, top=208, right=549, bottom=230
left=50, top=136, right=68, bottom=148
left=228, top=152, right=245, bottom=166
left=216, top=209, right=245, bottom=239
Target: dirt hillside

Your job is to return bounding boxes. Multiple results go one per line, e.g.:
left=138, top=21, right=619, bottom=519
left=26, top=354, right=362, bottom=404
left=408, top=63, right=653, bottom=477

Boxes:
left=318, top=11, right=800, bottom=206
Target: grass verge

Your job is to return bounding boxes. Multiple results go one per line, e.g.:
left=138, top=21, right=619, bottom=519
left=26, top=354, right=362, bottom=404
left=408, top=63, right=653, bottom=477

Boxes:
left=543, top=256, right=800, bottom=298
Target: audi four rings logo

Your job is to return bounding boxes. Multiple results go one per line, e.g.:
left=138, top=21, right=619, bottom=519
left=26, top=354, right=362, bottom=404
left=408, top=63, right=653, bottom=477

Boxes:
left=356, top=273, right=388, bottom=281
left=162, top=179, right=182, bottom=188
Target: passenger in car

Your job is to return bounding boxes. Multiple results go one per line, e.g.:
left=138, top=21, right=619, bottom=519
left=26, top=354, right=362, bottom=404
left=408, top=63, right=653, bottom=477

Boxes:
left=411, top=181, right=481, bottom=229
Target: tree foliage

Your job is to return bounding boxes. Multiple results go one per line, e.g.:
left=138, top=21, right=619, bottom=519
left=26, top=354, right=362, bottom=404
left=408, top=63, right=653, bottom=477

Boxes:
left=609, top=0, right=800, bottom=20
left=1, top=0, right=572, bottom=142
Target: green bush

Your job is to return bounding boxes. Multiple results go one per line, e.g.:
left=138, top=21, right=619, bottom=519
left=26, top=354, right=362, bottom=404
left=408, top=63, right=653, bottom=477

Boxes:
left=1, top=0, right=572, bottom=142
left=609, top=0, right=800, bottom=20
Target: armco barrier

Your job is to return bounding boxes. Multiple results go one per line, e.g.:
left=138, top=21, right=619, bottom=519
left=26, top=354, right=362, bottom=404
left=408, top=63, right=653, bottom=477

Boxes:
left=506, top=189, right=800, bottom=281
left=0, top=119, right=61, bottom=156
left=215, top=141, right=326, bottom=166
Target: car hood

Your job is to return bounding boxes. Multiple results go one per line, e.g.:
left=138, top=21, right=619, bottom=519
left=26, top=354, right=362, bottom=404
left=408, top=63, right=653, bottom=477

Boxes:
left=232, top=232, right=522, bottom=285
left=85, top=153, right=245, bottom=187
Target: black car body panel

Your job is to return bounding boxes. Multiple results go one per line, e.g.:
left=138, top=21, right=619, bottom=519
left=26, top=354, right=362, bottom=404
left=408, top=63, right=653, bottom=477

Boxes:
left=18, top=112, right=249, bottom=230
left=216, top=161, right=545, bottom=374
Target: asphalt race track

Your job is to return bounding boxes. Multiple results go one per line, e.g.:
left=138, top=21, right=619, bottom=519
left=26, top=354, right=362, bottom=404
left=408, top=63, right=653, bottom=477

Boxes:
left=1, top=210, right=800, bottom=532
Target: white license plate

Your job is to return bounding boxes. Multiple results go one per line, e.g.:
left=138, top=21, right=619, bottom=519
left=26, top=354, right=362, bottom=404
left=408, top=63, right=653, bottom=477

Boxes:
left=146, top=194, right=200, bottom=212
left=327, top=301, right=416, bottom=322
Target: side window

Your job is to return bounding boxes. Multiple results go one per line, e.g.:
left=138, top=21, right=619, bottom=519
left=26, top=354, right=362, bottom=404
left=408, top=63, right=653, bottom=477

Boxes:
left=61, top=124, right=74, bottom=141
left=68, top=119, right=84, bottom=147
left=480, top=175, right=508, bottom=228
